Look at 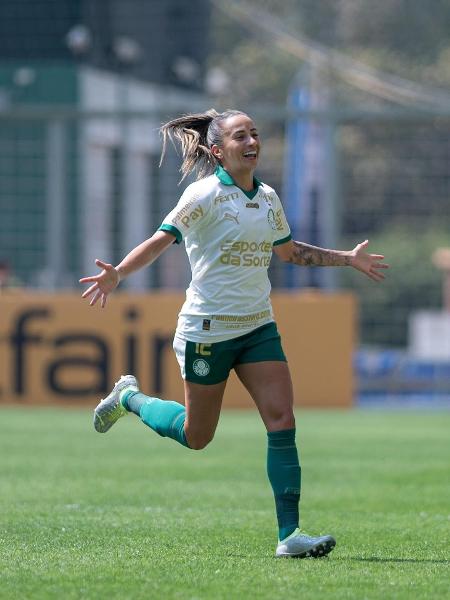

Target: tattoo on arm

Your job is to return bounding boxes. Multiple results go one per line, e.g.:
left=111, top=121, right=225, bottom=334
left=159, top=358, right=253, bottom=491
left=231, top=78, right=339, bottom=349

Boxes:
left=289, top=241, right=351, bottom=267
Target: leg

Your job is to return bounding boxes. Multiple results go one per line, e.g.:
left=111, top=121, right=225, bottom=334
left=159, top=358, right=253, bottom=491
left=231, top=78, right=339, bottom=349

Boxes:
left=123, top=379, right=226, bottom=450
left=234, top=360, right=295, bottom=432
left=183, top=380, right=226, bottom=449
left=235, top=361, right=299, bottom=540
left=235, top=360, right=336, bottom=558
left=97, top=334, right=232, bottom=447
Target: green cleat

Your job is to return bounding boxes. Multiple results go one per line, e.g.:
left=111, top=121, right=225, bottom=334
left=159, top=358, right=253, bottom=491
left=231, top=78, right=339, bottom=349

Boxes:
left=275, top=528, right=336, bottom=558
left=93, top=375, right=139, bottom=433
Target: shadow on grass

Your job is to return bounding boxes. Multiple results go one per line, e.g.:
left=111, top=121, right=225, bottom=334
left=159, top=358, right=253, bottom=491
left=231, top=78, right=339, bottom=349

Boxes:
left=343, top=557, right=450, bottom=564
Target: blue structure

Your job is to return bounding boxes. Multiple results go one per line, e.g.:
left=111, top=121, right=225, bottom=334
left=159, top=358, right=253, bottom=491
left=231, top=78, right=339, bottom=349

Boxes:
left=282, top=65, right=336, bottom=290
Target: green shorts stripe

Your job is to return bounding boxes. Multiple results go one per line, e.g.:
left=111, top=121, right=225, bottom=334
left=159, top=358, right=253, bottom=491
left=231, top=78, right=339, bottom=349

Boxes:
left=173, top=322, right=287, bottom=385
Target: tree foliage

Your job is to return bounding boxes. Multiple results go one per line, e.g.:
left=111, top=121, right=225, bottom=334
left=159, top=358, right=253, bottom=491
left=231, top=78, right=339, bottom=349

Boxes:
left=208, top=0, right=450, bottom=104
left=208, top=2, right=450, bottom=348
left=340, top=224, right=450, bottom=347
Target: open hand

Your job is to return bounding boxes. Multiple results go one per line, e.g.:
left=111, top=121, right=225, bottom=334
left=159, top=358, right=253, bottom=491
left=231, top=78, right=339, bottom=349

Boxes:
left=350, top=240, right=389, bottom=282
left=79, top=259, right=120, bottom=307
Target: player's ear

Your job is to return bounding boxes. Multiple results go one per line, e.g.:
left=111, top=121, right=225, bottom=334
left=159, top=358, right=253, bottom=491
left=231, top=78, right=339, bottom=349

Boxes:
left=211, top=144, right=222, bottom=160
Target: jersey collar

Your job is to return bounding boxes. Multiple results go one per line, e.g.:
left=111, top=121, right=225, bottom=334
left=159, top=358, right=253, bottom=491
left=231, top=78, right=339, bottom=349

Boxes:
left=215, top=165, right=261, bottom=190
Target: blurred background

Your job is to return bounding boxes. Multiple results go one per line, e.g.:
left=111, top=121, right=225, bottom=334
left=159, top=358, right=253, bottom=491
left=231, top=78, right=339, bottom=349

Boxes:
left=1, top=0, right=450, bottom=406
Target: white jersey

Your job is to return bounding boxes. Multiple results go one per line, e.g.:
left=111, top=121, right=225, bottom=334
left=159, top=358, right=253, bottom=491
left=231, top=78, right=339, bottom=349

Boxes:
left=159, top=166, right=291, bottom=342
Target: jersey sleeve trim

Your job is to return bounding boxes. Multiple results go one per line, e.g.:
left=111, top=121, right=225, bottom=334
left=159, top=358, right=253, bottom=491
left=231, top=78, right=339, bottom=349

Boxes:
left=158, top=224, right=182, bottom=244
left=273, top=233, right=292, bottom=247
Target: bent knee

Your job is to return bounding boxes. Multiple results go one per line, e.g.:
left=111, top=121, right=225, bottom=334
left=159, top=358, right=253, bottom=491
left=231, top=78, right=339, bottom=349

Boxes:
left=186, top=432, right=215, bottom=451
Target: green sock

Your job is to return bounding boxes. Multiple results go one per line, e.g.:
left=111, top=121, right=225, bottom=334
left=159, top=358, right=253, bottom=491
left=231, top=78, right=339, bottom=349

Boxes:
left=267, top=428, right=301, bottom=541
left=121, top=390, right=189, bottom=448
left=121, top=389, right=146, bottom=415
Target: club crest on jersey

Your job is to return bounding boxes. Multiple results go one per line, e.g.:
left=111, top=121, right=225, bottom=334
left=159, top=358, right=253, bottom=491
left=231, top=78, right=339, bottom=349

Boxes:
left=223, top=211, right=240, bottom=225
left=261, top=192, right=276, bottom=206
left=193, top=359, right=210, bottom=376
left=267, top=209, right=277, bottom=230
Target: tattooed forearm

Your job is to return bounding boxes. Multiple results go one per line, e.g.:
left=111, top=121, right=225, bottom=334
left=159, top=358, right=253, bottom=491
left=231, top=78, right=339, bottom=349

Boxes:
left=289, top=241, right=352, bottom=267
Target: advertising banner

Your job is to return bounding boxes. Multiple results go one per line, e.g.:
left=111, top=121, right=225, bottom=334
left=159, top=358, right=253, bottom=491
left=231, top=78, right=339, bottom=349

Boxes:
left=0, top=292, right=355, bottom=408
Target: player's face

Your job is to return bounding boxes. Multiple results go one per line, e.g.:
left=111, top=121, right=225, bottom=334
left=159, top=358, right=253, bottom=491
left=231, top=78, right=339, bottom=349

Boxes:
left=213, top=114, right=261, bottom=175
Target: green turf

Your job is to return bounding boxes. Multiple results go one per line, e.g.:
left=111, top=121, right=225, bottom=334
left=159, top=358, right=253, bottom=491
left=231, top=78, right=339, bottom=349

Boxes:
left=0, top=407, right=449, bottom=600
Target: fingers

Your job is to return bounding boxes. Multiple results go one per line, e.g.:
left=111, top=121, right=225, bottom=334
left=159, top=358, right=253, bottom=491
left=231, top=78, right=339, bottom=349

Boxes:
left=79, top=259, right=112, bottom=284
left=353, top=241, right=388, bottom=282
left=95, top=259, right=111, bottom=270
left=80, top=282, right=108, bottom=307
left=371, top=271, right=385, bottom=282
left=89, top=289, right=103, bottom=306
left=366, top=268, right=385, bottom=282
left=79, top=276, right=98, bottom=284
left=358, top=260, right=388, bottom=282
left=81, top=282, right=98, bottom=298
left=89, top=289, right=101, bottom=306
left=80, top=259, right=116, bottom=307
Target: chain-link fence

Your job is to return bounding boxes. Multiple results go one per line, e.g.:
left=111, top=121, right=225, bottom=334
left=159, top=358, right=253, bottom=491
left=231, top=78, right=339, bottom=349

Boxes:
left=1, top=104, right=450, bottom=401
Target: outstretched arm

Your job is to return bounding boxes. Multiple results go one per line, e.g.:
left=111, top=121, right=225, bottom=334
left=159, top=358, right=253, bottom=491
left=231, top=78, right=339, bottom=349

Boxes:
left=273, top=239, right=389, bottom=282
left=79, top=230, right=176, bottom=307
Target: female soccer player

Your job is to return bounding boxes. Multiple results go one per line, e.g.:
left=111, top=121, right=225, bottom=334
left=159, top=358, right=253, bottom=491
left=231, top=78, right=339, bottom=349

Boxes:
left=80, top=109, right=388, bottom=558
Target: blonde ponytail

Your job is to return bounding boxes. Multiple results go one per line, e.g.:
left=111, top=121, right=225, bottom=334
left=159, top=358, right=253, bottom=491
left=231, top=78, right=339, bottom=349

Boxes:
left=160, top=108, right=246, bottom=181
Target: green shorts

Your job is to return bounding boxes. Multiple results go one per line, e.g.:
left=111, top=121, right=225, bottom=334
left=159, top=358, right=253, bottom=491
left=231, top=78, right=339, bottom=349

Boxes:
left=173, top=322, right=287, bottom=385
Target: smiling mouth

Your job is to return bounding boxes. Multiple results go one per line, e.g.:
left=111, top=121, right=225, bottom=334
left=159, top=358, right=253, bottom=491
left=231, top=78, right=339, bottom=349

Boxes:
left=243, top=151, right=257, bottom=158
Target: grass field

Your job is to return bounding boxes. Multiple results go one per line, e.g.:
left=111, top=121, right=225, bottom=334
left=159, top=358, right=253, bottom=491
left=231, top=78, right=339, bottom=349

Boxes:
left=0, top=407, right=449, bottom=600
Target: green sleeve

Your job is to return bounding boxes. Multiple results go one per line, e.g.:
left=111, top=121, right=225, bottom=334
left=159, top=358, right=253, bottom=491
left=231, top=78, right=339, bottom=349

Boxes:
left=273, top=233, right=292, bottom=247
left=158, top=224, right=182, bottom=244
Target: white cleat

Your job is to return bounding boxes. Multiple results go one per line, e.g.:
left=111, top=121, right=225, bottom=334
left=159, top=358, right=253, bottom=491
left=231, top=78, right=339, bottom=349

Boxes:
left=275, top=528, right=336, bottom=558
left=93, top=375, right=139, bottom=433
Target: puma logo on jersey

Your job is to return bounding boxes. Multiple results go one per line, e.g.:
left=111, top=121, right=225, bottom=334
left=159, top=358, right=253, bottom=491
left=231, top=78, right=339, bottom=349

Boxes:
left=223, top=211, right=239, bottom=225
